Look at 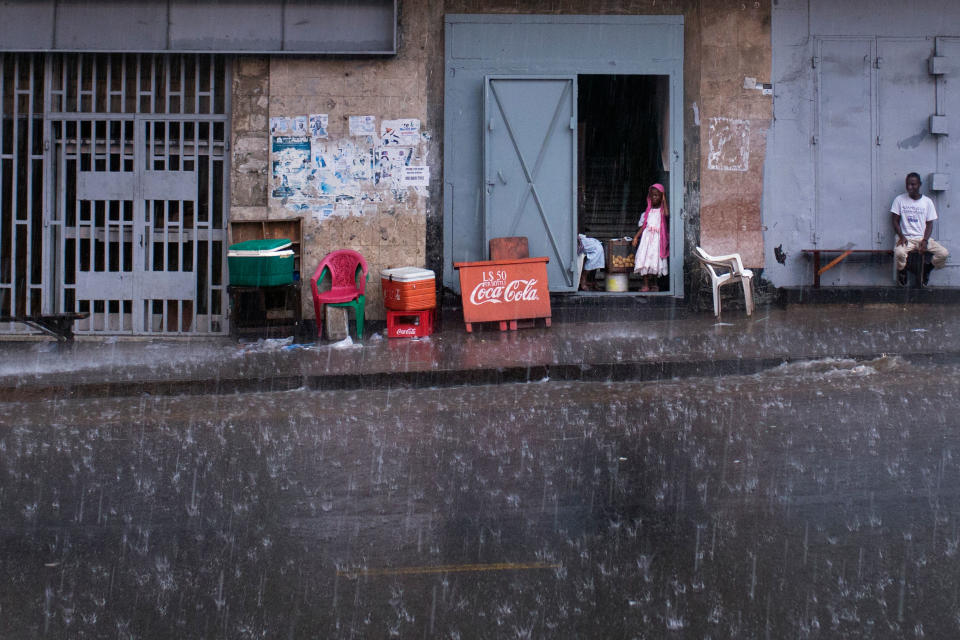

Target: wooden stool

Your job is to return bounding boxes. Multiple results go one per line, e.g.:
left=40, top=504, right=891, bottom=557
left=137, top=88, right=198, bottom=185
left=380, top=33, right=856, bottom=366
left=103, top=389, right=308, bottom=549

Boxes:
left=386, top=308, right=435, bottom=338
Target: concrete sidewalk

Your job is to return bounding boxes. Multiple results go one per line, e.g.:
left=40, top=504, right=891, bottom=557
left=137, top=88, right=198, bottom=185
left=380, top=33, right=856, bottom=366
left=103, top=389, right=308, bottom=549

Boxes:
left=1, top=302, right=958, bottom=399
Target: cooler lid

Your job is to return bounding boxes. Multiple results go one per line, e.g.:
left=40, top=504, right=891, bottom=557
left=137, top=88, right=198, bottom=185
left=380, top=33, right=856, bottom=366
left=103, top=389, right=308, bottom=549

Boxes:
left=228, top=238, right=292, bottom=253
left=381, top=266, right=435, bottom=282
left=228, top=249, right=294, bottom=258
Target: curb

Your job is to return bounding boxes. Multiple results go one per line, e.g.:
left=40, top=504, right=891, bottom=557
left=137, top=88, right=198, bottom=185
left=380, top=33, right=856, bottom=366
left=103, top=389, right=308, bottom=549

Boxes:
left=3, top=351, right=955, bottom=401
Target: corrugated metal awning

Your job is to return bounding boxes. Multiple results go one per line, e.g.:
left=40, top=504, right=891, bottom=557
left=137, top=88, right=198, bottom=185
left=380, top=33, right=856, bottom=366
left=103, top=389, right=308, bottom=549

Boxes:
left=0, top=0, right=397, bottom=55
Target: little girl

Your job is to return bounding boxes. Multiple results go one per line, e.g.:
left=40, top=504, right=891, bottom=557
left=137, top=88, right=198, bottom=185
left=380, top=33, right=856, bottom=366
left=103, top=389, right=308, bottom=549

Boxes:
left=631, top=183, right=669, bottom=292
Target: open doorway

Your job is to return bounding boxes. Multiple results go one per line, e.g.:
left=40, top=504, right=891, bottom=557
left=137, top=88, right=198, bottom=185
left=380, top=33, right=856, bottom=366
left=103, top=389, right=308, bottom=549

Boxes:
left=577, top=74, right=670, bottom=293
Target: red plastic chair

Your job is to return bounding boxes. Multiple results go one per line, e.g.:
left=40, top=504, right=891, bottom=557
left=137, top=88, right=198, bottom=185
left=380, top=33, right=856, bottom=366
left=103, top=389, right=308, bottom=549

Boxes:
left=310, top=250, right=368, bottom=340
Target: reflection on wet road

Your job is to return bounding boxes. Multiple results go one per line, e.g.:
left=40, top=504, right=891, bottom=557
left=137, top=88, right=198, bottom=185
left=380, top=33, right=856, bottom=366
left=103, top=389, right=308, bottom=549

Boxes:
left=3, top=356, right=960, bottom=637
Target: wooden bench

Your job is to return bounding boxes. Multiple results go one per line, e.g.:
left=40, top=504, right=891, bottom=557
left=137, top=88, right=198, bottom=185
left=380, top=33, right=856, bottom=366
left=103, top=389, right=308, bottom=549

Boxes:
left=0, top=312, right=90, bottom=341
left=802, top=248, right=930, bottom=288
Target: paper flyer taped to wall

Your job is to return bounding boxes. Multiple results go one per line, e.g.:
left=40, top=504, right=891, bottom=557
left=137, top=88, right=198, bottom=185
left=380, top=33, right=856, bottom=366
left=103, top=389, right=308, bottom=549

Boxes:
left=402, top=166, right=429, bottom=187
left=270, top=116, right=306, bottom=136
left=380, top=119, right=420, bottom=146
left=349, top=115, right=376, bottom=136
left=378, top=147, right=412, bottom=178
left=309, top=114, right=328, bottom=139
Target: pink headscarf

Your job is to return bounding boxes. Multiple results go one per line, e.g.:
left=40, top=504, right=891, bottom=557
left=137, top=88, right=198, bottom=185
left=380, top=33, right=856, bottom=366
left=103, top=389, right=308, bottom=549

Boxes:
left=640, top=183, right=670, bottom=259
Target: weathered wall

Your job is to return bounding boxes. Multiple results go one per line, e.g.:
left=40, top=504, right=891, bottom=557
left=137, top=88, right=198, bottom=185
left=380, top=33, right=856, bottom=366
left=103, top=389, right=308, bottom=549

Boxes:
left=230, top=0, right=438, bottom=322
left=697, top=1, right=771, bottom=269
left=232, top=57, right=271, bottom=216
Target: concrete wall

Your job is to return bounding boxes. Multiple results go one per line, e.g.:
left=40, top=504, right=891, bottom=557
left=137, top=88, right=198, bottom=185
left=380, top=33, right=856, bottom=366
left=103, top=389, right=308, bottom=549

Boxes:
left=698, top=1, right=771, bottom=269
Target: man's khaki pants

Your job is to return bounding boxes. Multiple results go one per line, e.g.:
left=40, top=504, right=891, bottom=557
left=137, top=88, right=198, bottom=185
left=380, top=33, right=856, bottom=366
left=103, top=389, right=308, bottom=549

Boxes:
left=894, top=237, right=950, bottom=271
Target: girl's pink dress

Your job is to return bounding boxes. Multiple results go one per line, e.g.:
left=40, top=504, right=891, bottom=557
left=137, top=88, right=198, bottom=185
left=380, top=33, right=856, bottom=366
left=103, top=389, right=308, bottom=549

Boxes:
left=634, top=207, right=668, bottom=276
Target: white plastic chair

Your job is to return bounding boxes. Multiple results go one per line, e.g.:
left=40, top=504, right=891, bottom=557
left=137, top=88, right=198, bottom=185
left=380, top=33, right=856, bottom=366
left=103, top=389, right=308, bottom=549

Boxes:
left=695, top=246, right=755, bottom=317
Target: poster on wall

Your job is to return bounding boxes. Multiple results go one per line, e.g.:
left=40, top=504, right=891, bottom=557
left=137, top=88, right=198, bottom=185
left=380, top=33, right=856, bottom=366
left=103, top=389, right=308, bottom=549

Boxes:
left=381, top=119, right=420, bottom=146
left=402, top=165, right=429, bottom=187
left=268, top=112, right=431, bottom=214
left=309, top=114, right=328, bottom=139
left=271, top=135, right=311, bottom=200
left=270, top=116, right=307, bottom=136
left=349, top=115, right=377, bottom=137
left=378, top=147, right=412, bottom=180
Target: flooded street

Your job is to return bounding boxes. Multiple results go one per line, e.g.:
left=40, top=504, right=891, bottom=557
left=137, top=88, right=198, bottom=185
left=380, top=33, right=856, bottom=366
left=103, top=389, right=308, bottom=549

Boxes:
left=3, top=356, right=960, bottom=637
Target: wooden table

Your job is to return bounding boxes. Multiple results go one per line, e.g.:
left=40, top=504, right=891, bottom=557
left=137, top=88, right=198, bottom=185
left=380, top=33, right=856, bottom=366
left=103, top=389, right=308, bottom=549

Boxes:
left=454, top=257, right=551, bottom=332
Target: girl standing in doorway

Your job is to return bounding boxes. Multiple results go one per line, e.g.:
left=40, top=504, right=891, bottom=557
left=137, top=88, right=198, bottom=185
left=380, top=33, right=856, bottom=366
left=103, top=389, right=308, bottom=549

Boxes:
left=631, top=183, right=669, bottom=292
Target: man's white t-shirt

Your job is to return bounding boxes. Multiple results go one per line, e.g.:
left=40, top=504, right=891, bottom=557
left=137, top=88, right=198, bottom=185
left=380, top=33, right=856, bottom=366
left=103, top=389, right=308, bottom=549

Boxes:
left=891, top=193, right=938, bottom=239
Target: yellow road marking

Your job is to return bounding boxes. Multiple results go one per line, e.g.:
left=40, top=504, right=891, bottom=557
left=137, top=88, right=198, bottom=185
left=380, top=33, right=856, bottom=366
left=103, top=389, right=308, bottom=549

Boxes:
left=337, top=562, right=561, bottom=578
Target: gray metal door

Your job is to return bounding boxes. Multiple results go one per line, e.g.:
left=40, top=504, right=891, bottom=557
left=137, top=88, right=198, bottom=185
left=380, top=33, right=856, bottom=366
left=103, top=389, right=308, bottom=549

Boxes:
left=877, top=38, right=937, bottom=247
left=483, top=76, right=578, bottom=291
left=815, top=38, right=875, bottom=250
left=933, top=37, right=960, bottom=269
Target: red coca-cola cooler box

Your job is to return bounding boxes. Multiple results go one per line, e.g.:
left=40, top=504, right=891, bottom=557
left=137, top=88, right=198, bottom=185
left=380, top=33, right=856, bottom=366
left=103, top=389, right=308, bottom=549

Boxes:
left=453, top=257, right=551, bottom=332
left=381, top=267, right=436, bottom=311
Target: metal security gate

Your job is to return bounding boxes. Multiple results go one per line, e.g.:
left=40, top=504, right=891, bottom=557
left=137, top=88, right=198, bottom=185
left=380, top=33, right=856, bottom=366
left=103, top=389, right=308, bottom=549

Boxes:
left=1, top=53, right=229, bottom=336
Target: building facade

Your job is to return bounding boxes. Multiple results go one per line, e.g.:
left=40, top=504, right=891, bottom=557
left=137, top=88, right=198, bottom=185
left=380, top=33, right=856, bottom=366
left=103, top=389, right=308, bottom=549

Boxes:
left=1, top=0, right=776, bottom=337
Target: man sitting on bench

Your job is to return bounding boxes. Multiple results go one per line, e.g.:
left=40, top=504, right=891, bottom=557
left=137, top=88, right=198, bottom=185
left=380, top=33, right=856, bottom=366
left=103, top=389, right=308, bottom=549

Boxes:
left=891, top=172, right=949, bottom=287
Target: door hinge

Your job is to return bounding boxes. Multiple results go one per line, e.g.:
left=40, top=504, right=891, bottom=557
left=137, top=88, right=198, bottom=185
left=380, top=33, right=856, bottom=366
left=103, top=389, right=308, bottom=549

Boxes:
left=875, top=57, right=883, bottom=69
left=570, top=117, right=576, bottom=130
left=812, top=56, right=819, bottom=68
left=811, top=135, right=818, bottom=145
left=876, top=135, right=882, bottom=146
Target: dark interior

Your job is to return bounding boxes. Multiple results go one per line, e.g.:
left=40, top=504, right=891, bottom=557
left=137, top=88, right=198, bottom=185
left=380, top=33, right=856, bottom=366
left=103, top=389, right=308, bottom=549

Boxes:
left=577, top=74, right=669, bottom=291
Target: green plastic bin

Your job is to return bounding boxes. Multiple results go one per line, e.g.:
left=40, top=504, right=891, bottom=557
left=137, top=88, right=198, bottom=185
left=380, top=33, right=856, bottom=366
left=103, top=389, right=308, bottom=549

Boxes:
left=228, top=239, right=295, bottom=286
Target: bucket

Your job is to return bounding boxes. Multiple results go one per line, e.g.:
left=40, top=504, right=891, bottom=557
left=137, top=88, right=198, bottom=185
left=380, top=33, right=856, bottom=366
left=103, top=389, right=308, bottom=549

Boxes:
left=605, top=272, right=629, bottom=292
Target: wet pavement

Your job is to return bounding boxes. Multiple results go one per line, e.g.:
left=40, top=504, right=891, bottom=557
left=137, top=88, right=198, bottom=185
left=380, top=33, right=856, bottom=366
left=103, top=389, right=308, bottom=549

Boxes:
left=4, top=357, right=960, bottom=637
left=2, top=302, right=960, bottom=398
left=4, top=302, right=960, bottom=637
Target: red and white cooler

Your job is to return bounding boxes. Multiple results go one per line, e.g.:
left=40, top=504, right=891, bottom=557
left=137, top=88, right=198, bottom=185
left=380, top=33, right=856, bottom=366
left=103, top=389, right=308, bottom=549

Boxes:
left=381, top=267, right=436, bottom=311
left=381, top=267, right=437, bottom=338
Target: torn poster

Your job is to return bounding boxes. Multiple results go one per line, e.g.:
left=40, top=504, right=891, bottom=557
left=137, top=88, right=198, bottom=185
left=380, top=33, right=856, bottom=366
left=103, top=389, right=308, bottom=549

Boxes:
left=312, top=204, right=336, bottom=222
left=707, top=117, right=750, bottom=172
left=378, top=147, right=412, bottom=179
left=349, top=115, right=376, bottom=136
left=270, top=116, right=307, bottom=136
left=402, top=165, right=429, bottom=187
left=271, top=135, right=311, bottom=200
left=380, top=118, right=421, bottom=146
left=309, top=114, right=328, bottom=139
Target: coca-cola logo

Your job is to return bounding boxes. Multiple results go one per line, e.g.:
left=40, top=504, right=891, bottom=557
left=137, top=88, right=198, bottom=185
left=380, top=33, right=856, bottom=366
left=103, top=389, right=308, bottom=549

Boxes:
left=468, top=278, right=541, bottom=306
left=395, top=327, right=417, bottom=335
